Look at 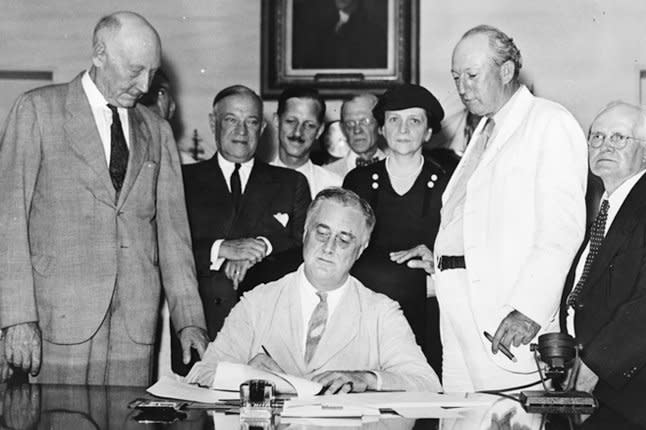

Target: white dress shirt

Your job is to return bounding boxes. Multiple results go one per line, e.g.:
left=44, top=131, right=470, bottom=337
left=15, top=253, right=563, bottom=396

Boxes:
left=81, top=71, right=130, bottom=163
left=566, top=169, right=646, bottom=335
left=209, top=153, right=272, bottom=270
left=270, top=157, right=342, bottom=198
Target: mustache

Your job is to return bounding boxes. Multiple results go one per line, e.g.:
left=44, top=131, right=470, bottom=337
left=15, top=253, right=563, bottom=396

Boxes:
left=287, top=135, right=306, bottom=144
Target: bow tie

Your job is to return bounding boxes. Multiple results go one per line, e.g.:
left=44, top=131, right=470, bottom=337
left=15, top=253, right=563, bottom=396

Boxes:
left=355, top=156, right=380, bottom=167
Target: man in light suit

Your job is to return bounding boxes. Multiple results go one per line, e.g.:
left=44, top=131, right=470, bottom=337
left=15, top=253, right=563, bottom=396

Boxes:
left=172, top=85, right=311, bottom=375
left=433, top=25, right=588, bottom=391
left=561, top=102, right=646, bottom=427
left=186, top=188, right=440, bottom=393
left=0, top=11, right=208, bottom=385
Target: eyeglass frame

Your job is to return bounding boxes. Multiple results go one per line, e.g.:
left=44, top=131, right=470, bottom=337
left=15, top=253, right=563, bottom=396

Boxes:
left=588, top=131, right=646, bottom=149
left=341, top=117, right=376, bottom=130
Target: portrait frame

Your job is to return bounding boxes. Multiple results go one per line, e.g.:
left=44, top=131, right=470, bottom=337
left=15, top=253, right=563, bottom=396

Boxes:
left=261, top=0, right=419, bottom=98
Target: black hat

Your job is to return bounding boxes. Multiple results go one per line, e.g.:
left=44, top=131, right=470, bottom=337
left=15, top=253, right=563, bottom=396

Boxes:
left=373, top=84, right=444, bottom=134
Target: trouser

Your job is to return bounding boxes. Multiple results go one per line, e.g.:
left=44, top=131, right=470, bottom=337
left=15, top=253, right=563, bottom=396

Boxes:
left=32, top=283, right=155, bottom=386
left=436, top=269, right=540, bottom=392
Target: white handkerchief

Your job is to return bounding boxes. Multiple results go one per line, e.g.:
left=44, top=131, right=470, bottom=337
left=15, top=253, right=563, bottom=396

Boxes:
left=274, top=212, right=289, bottom=227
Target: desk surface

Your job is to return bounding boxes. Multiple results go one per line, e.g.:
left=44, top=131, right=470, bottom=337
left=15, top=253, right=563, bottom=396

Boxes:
left=0, top=383, right=641, bottom=430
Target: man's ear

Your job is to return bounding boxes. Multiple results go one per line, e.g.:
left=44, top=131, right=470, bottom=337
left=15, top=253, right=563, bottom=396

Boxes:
left=272, top=112, right=279, bottom=129
left=92, top=42, right=107, bottom=68
left=315, top=123, right=325, bottom=140
left=500, top=60, right=515, bottom=86
left=208, top=112, right=216, bottom=135
left=260, top=118, right=268, bottom=135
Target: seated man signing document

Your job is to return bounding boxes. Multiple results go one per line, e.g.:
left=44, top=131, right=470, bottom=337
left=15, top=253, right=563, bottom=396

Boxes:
left=186, top=188, right=441, bottom=394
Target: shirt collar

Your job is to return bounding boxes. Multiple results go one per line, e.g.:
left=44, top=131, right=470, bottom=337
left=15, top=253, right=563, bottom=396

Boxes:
left=490, top=85, right=526, bottom=128
left=81, top=70, right=110, bottom=109
left=346, top=147, right=385, bottom=167
left=217, top=152, right=254, bottom=174
left=273, top=156, right=313, bottom=173
left=604, top=169, right=646, bottom=208
left=298, top=263, right=350, bottom=301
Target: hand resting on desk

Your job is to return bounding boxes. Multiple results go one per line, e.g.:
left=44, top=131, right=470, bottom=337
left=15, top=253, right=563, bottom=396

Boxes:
left=311, top=370, right=377, bottom=394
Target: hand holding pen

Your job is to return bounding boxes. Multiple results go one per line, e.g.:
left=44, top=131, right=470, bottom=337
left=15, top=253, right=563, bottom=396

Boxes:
left=484, top=331, right=517, bottom=362
left=248, top=345, right=285, bottom=373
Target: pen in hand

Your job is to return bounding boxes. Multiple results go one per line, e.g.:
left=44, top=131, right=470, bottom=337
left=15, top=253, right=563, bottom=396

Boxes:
left=483, top=331, right=517, bottom=362
left=261, top=345, right=272, bottom=358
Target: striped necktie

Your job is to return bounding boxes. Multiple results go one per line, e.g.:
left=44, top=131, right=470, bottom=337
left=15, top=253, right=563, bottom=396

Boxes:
left=567, top=199, right=610, bottom=307
left=304, top=291, right=328, bottom=364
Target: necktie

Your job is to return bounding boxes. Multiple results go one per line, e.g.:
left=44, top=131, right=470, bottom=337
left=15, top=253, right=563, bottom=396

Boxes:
left=567, top=199, right=610, bottom=307
left=442, top=117, right=495, bottom=221
left=355, top=156, right=380, bottom=168
left=107, top=104, right=129, bottom=193
left=304, top=292, right=328, bottom=364
left=230, top=163, right=242, bottom=211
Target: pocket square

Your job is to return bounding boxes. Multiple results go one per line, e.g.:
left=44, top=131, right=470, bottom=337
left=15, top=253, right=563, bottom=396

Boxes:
left=273, top=212, right=289, bottom=227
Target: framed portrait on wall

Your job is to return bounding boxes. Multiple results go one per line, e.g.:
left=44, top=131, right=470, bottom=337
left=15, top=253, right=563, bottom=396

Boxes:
left=261, top=0, right=419, bottom=98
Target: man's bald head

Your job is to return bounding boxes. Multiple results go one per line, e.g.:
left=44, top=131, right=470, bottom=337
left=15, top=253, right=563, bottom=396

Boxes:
left=90, top=11, right=161, bottom=108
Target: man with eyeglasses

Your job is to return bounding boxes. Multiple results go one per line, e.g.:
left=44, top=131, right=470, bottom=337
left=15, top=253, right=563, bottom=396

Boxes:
left=186, top=188, right=441, bottom=394
left=270, top=87, right=342, bottom=198
left=171, top=85, right=311, bottom=375
left=560, top=102, right=646, bottom=426
left=325, top=94, right=387, bottom=177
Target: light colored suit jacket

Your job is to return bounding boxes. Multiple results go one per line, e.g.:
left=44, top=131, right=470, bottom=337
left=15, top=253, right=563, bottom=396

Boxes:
left=192, top=267, right=441, bottom=391
left=0, top=73, right=206, bottom=345
left=437, top=86, right=588, bottom=372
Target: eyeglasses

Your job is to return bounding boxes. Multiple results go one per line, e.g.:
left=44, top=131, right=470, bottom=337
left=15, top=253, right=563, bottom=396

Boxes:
left=342, top=118, right=375, bottom=129
left=588, top=131, right=645, bottom=149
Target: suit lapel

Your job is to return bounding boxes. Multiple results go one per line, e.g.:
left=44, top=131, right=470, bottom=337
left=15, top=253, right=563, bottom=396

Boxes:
left=117, top=108, right=149, bottom=207
left=203, top=157, right=236, bottom=235
left=273, top=276, right=307, bottom=375
left=584, top=174, right=646, bottom=288
left=307, top=280, right=361, bottom=372
left=63, top=75, right=115, bottom=207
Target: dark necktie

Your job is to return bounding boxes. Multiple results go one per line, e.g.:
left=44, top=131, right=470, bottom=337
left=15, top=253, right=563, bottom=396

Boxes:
left=107, top=104, right=129, bottom=193
left=304, top=292, right=328, bottom=364
left=230, top=163, right=242, bottom=211
left=567, top=199, right=610, bottom=307
left=355, top=156, right=380, bottom=168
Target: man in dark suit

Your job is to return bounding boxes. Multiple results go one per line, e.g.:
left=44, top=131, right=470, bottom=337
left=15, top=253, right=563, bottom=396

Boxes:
left=561, top=101, right=646, bottom=426
left=0, top=11, right=208, bottom=385
left=171, top=85, right=311, bottom=374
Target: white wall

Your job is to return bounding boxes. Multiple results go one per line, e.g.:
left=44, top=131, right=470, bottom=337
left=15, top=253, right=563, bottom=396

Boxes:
left=2, top=0, right=646, bottom=153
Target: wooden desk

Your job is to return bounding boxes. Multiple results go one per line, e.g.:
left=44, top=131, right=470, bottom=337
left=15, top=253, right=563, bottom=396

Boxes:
left=0, top=383, right=641, bottom=429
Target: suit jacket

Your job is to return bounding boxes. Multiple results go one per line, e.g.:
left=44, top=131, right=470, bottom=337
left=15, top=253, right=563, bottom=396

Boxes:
left=191, top=267, right=441, bottom=392
left=0, top=73, right=205, bottom=345
left=560, top=173, right=646, bottom=424
left=436, top=85, right=588, bottom=372
left=181, top=155, right=311, bottom=339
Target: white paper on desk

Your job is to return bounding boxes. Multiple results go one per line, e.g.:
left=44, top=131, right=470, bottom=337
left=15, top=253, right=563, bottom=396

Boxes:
left=282, top=401, right=380, bottom=418
left=214, top=362, right=322, bottom=398
left=392, top=406, right=465, bottom=419
left=147, top=375, right=234, bottom=403
left=298, top=392, right=497, bottom=409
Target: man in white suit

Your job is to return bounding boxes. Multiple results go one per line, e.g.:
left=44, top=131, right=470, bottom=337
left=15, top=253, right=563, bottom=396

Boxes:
left=186, top=188, right=441, bottom=394
left=433, top=25, right=588, bottom=391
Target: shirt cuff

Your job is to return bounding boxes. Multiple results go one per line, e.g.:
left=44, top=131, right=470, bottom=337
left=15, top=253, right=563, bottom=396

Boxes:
left=370, top=371, right=383, bottom=391
left=210, top=239, right=225, bottom=271
left=257, top=236, right=273, bottom=256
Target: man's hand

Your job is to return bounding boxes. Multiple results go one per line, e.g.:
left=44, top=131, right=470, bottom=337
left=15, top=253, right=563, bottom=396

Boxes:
left=390, top=244, right=434, bottom=275
left=219, top=238, right=267, bottom=264
left=575, top=360, right=599, bottom=393
left=311, top=371, right=377, bottom=394
left=224, top=259, right=253, bottom=290
left=491, top=310, right=540, bottom=355
left=248, top=353, right=284, bottom=373
left=0, top=334, right=14, bottom=382
left=4, top=323, right=41, bottom=376
left=178, top=326, right=209, bottom=365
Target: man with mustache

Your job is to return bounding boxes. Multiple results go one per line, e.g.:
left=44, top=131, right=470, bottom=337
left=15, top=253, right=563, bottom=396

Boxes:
left=271, top=87, right=342, bottom=198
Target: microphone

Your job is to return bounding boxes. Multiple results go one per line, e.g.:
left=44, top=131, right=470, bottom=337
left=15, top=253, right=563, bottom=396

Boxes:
left=519, top=333, right=597, bottom=414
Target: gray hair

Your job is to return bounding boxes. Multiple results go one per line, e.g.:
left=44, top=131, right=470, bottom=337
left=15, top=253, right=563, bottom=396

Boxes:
left=590, top=101, right=646, bottom=141
left=305, top=187, right=375, bottom=243
left=212, top=84, right=263, bottom=114
left=462, top=25, right=522, bottom=80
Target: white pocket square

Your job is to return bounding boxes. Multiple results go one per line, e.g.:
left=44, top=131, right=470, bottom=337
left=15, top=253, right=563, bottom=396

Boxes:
left=273, top=212, right=289, bottom=227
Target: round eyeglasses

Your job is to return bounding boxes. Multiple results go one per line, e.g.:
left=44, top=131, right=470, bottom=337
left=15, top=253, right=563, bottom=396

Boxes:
left=588, top=131, right=646, bottom=149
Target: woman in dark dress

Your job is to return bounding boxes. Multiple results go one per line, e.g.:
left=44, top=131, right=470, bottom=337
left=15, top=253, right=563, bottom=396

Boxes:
left=343, top=84, right=449, bottom=375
